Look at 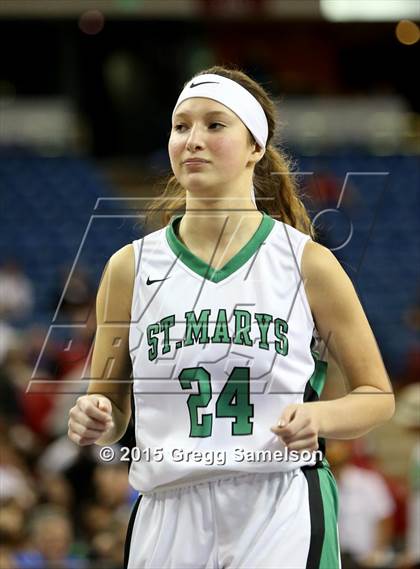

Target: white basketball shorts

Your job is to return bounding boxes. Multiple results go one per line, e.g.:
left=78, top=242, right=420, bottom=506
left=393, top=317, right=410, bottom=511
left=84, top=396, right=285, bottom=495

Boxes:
left=124, top=465, right=341, bottom=569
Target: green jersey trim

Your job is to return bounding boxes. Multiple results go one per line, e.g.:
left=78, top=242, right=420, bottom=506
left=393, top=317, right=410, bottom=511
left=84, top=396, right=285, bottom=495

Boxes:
left=165, top=211, right=276, bottom=283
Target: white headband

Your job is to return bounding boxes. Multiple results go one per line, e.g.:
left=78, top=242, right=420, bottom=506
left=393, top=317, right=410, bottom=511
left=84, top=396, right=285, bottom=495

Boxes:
left=172, top=73, right=268, bottom=150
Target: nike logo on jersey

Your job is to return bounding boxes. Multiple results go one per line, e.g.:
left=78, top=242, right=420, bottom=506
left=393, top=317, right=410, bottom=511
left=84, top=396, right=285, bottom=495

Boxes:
left=146, top=276, right=171, bottom=285
left=190, top=81, right=219, bottom=88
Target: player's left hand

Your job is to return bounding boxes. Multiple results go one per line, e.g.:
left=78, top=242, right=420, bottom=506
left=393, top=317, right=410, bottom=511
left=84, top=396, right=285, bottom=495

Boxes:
left=270, top=403, right=320, bottom=452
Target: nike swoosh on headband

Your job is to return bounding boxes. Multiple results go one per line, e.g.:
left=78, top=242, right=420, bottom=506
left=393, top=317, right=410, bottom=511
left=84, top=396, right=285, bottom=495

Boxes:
left=173, top=72, right=268, bottom=149
left=190, top=81, right=220, bottom=88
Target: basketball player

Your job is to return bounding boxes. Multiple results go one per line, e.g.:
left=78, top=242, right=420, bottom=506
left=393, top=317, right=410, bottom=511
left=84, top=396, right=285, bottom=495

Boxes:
left=68, top=66, right=395, bottom=568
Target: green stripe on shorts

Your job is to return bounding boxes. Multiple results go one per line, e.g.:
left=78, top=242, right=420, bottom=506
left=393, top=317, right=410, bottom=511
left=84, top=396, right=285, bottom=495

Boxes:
left=318, top=464, right=340, bottom=568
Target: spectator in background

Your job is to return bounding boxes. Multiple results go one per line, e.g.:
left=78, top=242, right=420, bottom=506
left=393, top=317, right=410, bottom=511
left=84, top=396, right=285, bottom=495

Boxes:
left=394, top=383, right=420, bottom=569
left=12, top=506, right=87, bottom=569
left=92, top=464, right=132, bottom=511
left=0, top=363, right=22, bottom=423
left=0, top=546, right=18, bottom=569
left=38, top=473, right=75, bottom=513
left=81, top=502, right=114, bottom=542
left=327, top=439, right=396, bottom=568
left=2, top=343, right=54, bottom=439
left=0, top=260, right=34, bottom=321
left=0, top=439, right=38, bottom=511
left=52, top=266, right=94, bottom=323
left=0, top=321, right=20, bottom=365
left=24, top=324, right=59, bottom=377
left=0, top=502, right=26, bottom=554
left=53, top=308, right=95, bottom=381
left=399, top=293, right=420, bottom=387
left=0, top=438, right=39, bottom=567
left=74, top=465, right=132, bottom=569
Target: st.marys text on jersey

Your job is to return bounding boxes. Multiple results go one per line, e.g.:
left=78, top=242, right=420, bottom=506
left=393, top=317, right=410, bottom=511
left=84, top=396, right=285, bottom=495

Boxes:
left=146, top=308, right=289, bottom=361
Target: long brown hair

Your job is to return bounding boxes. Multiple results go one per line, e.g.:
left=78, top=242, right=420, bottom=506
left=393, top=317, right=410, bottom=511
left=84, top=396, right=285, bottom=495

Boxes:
left=146, top=64, right=315, bottom=238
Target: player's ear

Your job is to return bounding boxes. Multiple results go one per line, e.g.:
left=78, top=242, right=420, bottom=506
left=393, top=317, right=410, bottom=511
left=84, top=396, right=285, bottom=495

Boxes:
left=252, top=142, right=265, bottom=165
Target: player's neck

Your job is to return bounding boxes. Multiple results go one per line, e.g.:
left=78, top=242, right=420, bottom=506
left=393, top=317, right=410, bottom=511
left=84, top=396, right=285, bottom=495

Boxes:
left=176, top=209, right=264, bottom=266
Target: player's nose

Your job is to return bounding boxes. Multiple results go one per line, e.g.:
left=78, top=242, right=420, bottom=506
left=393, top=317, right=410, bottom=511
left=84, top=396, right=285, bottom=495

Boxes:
left=186, top=124, right=205, bottom=151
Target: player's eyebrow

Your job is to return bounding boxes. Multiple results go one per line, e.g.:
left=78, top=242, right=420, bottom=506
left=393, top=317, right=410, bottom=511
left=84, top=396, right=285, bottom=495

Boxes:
left=173, top=110, right=231, bottom=121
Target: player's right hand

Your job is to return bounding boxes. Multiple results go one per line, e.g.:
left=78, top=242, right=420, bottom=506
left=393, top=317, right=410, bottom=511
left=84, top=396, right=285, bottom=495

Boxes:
left=68, top=394, right=114, bottom=446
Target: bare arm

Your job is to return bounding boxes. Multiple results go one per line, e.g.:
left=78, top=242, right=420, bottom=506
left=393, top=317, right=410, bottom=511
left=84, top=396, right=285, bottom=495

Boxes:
left=301, top=240, right=395, bottom=439
left=320, top=351, right=349, bottom=401
left=68, top=244, right=135, bottom=447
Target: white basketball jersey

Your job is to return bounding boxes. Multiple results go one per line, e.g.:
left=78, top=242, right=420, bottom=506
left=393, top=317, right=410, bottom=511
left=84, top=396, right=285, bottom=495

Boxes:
left=128, top=212, right=328, bottom=494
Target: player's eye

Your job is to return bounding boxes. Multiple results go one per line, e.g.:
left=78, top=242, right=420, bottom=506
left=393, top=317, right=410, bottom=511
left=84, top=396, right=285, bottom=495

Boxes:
left=173, top=122, right=225, bottom=132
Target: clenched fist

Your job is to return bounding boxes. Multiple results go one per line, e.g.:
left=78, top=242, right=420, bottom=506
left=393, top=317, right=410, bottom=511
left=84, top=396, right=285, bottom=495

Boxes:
left=270, top=403, right=321, bottom=452
left=68, top=394, right=114, bottom=446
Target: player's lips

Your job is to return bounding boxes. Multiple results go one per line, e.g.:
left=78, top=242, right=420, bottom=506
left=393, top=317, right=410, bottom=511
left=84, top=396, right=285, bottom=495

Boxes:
left=182, top=158, right=210, bottom=165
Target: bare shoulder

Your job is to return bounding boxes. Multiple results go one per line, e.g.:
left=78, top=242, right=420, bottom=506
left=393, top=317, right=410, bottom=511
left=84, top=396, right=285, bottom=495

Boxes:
left=103, top=244, right=135, bottom=292
left=109, top=243, right=135, bottom=276
left=97, top=244, right=135, bottom=321
left=300, top=238, right=361, bottom=347
left=301, top=239, right=340, bottom=282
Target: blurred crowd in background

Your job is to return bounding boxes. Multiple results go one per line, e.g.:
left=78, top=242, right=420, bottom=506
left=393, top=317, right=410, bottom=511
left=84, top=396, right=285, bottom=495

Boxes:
left=1, top=1, right=419, bottom=568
